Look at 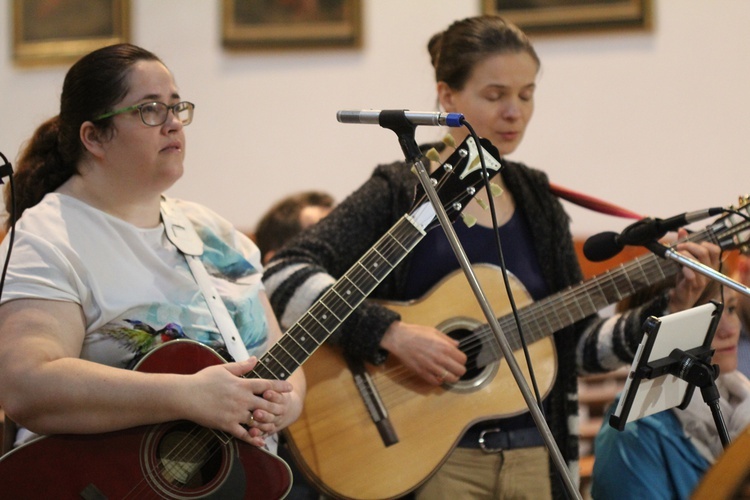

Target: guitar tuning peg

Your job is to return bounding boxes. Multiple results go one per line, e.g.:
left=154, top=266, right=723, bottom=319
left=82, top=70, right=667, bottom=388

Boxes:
left=462, top=213, right=477, bottom=228
left=489, top=183, right=504, bottom=198
left=425, top=148, right=440, bottom=163
left=475, top=197, right=489, bottom=211
left=442, top=134, right=456, bottom=149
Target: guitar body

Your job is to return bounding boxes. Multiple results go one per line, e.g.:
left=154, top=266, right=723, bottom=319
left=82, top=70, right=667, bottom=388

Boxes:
left=285, top=265, right=557, bottom=500
left=0, top=340, right=292, bottom=500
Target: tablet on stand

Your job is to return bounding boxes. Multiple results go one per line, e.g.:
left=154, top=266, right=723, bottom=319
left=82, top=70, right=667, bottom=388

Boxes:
left=609, top=301, right=722, bottom=431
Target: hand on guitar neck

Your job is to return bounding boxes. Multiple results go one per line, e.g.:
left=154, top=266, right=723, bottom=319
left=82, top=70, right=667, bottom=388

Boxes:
left=666, top=228, right=722, bottom=314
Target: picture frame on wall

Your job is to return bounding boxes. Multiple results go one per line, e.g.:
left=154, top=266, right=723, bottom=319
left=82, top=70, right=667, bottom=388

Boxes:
left=222, top=0, right=362, bottom=50
left=13, top=0, right=130, bottom=67
left=482, top=0, right=653, bottom=34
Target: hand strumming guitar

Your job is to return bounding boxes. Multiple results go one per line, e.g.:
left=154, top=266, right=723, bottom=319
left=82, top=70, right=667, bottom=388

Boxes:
left=380, top=320, right=467, bottom=385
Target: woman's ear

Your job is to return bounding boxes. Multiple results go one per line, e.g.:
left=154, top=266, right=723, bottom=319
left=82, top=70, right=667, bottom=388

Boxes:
left=436, top=82, right=457, bottom=113
left=79, top=121, right=107, bottom=159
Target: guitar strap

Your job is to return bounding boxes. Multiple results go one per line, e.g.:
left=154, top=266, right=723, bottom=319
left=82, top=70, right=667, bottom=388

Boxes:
left=549, top=182, right=644, bottom=220
left=161, top=199, right=281, bottom=455
left=160, top=198, right=250, bottom=363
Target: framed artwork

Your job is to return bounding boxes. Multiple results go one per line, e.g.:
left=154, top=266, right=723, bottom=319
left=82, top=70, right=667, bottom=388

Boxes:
left=222, top=0, right=362, bottom=50
left=482, top=0, right=653, bottom=34
left=13, top=0, right=130, bottom=67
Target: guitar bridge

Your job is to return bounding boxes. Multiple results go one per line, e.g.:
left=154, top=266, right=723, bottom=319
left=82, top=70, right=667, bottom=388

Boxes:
left=347, top=358, right=399, bottom=447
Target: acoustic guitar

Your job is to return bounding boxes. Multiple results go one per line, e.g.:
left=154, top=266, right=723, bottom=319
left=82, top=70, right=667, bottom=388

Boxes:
left=0, top=135, right=502, bottom=499
left=284, top=199, right=750, bottom=500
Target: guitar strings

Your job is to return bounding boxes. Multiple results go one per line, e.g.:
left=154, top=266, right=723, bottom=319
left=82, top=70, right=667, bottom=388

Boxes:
left=118, top=424, right=229, bottom=498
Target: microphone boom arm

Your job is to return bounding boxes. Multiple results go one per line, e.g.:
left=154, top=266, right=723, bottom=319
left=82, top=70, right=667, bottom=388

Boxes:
left=646, top=241, right=750, bottom=298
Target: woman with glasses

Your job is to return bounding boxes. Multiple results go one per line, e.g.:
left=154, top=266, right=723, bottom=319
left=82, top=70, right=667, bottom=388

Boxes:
left=0, top=43, right=305, bottom=492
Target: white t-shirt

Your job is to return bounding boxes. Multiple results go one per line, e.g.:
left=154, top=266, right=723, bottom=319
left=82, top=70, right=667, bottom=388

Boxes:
left=0, top=193, right=270, bottom=368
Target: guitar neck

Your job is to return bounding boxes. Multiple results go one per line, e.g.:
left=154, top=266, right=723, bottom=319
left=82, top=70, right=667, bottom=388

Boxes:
left=505, top=253, right=677, bottom=349
left=251, top=214, right=426, bottom=381
left=498, top=225, right=722, bottom=350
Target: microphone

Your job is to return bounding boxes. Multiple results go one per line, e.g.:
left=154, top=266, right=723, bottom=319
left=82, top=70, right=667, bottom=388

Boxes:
left=337, top=109, right=464, bottom=128
left=583, top=207, right=725, bottom=262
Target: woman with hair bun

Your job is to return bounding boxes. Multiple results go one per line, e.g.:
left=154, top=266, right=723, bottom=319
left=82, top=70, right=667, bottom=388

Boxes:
left=264, top=15, right=718, bottom=499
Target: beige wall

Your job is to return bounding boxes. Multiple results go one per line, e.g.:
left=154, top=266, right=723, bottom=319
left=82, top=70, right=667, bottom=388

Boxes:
left=1, top=0, right=748, bottom=237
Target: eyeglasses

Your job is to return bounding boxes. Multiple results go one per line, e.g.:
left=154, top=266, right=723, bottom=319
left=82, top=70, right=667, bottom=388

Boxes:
left=94, top=101, right=195, bottom=127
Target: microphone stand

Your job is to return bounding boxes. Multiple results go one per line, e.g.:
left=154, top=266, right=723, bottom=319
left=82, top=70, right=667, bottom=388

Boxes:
left=637, top=343, right=731, bottom=449
left=378, top=112, right=581, bottom=500
left=645, top=241, right=750, bottom=298
left=669, top=347, right=731, bottom=449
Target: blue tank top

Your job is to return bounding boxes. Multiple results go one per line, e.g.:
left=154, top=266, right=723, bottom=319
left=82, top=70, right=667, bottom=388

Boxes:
left=405, top=208, right=549, bottom=301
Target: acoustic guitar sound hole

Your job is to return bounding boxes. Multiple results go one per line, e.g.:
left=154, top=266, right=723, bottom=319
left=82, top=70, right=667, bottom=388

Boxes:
left=158, top=428, right=220, bottom=486
left=143, top=421, right=233, bottom=497
left=448, top=326, right=498, bottom=391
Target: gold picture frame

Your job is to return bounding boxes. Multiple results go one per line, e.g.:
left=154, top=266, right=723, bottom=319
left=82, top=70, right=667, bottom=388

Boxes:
left=13, top=0, right=130, bottom=67
left=222, top=0, right=362, bottom=50
left=482, top=0, right=653, bottom=34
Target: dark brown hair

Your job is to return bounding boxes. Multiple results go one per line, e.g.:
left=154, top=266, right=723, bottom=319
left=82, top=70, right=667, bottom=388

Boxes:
left=5, top=43, right=162, bottom=227
left=254, top=191, right=335, bottom=260
left=428, top=15, right=540, bottom=90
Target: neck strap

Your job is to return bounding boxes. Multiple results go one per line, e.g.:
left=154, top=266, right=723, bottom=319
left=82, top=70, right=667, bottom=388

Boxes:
left=160, top=198, right=250, bottom=362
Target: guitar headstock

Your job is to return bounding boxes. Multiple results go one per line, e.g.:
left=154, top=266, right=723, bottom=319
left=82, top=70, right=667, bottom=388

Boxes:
left=408, top=136, right=503, bottom=232
left=706, top=195, right=750, bottom=252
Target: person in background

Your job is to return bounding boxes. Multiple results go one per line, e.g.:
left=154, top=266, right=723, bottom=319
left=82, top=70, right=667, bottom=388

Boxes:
left=732, top=252, right=750, bottom=377
left=0, top=43, right=305, bottom=483
left=591, top=287, right=750, bottom=500
left=262, top=14, right=719, bottom=499
left=254, top=190, right=335, bottom=265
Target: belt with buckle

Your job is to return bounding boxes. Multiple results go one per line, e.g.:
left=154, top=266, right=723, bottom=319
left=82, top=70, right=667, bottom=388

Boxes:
left=459, top=426, right=545, bottom=453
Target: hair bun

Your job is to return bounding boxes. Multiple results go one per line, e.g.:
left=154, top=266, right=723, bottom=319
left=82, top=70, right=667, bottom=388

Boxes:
left=427, top=31, right=444, bottom=69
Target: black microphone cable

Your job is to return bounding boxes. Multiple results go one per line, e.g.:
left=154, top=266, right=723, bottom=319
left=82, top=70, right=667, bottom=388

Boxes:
left=460, top=119, right=546, bottom=418
left=724, top=207, right=750, bottom=223
left=0, top=150, right=16, bottom=301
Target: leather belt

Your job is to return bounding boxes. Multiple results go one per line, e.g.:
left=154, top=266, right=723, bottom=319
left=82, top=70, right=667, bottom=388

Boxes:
left=459, top=426, right=545, bottom=453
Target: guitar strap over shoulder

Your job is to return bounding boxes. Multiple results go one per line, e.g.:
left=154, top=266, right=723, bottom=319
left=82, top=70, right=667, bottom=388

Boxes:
left=160, top=198, right=250, bottom=362
left=549, top=182, right=644, bottom=220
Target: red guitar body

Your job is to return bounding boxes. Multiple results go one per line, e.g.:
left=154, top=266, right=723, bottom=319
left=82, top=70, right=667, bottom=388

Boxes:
left=0, top=340, right=292, bottom=499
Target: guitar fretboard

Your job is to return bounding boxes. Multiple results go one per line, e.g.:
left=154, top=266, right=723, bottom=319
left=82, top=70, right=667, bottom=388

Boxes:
left=250, top=215, right=426, bottom=381
left=502, top=253, right=677, bottom=350
left=489, top=223, right=728, bottom=351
